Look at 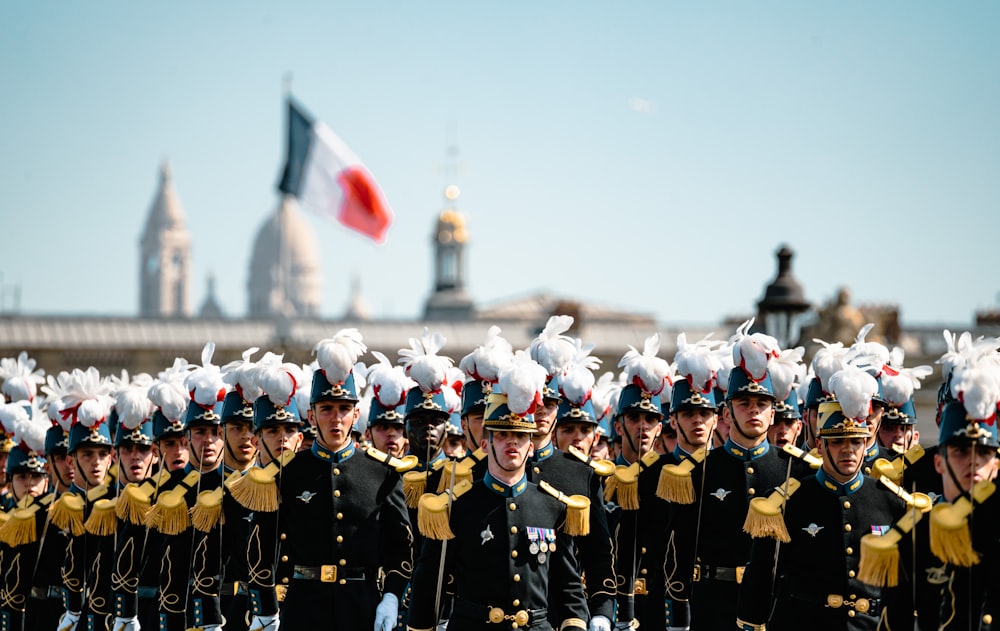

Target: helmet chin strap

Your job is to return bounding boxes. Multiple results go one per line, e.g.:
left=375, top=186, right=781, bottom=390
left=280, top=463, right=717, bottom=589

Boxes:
left=488, top=432, right=521, bottom=473
left=728, top=403, right=757, bottom=443
left=822, top=438, right=862, bottom=480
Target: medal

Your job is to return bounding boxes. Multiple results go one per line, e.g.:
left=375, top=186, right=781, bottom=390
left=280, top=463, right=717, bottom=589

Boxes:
left=539, top=541, right=549, bottom=553
left=529, top=542, right=539, bottom=554
left=538, top=551, right=547, bottom=564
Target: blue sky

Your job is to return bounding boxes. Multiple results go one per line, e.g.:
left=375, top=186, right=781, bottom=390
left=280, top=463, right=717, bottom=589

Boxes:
left=2, top=2, right=998, bottom=326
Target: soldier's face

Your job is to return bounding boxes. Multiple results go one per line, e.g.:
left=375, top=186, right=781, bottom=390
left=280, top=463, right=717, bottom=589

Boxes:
left=877, top=423, right=914, bottom=452
left=369, top=423, right=406, bottom=457
left=0, top=451, right=7, bottom=484
left=312, top=400, right=358, bottom=452
left=767, top=418, right=802, bottom=448
left=819, top=437, right=866, bottom=482
left=158, top=436, right=189, bottom=472
left=461, top=412, right=484, bottom=447
left=11, top=472, right=47, bottom=500
left=116, top=442, right=157, bottom=484
left=73, top=445, right=112, bottom=488
left=46, top=453, right=75, bottom=489
left=189, top=426, right=224, bottom=471
left=406, top=413, right=447, bottom=457
left=224, top=420, right=257, bottom=468
left=533, top=399, right=560, bottom=438
left=591, top=436, right=610, bottom=460
left=935, top=444, right=998, bottom=499
left=616, top=412, right=662, bottom=461
left=554, top=421, right=596, bottom=454
left=671, top=409, right=717, bottom=452
left=258, top=425, right=301, bottom=464
left=484, top=430, right=532, bottom=474
left=729, top=395, right=774, bottom=441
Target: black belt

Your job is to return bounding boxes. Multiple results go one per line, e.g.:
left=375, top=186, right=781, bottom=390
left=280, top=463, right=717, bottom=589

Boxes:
left=783, top=588, right=882, bottom=617
left=292, top=564, right=367, bottom=582
left=30, top=585, right=64, bottom=600
left=693, top=563, right=745, bottom=583
left=452, top=597, right=547, bottom=627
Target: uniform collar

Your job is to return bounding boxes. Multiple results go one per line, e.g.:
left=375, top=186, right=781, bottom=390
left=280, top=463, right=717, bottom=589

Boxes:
left=816, top=467, right=864, bottom=495
left=531, top=440, right=555, bottom=462
left=312, top=440, right=356, bottom=463
left=865, top=443, right=879, bottom=462
left=724, top=437, right=770, bottom=461
left=673, top=445, right=694, bottom=462
left=483, top=471, right=528, bottom=497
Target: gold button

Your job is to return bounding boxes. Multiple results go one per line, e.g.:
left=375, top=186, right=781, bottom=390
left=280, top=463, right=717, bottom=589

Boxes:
left=336, top=535, right=343, bottom=543
left=339, top=579, right=346, bottom=585
left=509, top=503, right=517, bottom=510
left=641, top=547, right=647, bottom=554
left=846, top=547, right=854, bottom=555
left=280, top=555, right=288, bottom=562
left=848, top=570, right=856, bottom=578
left=337, top=512, right=344, bottom=520
left=533, top=467, right=540, bottom=474
left=510, top=526, right=518, bottom=534
left=640, top=569, right=648, bottom=575
left=844, top=524, right=852, bottom=532
left=748, top=488, right=756, bottom=496
left=333, top=468, right=341, bottom=475
left=512, top=599, right=520, bottom=607
left=334, top=490, right=341, bottom=497
left=513, top=574, right=521, bottom=582
left=850, top=594, right=856, bottom=599
left=984, top=614, right=993, bottom=624
left=843, top=501, right=851, bottom=509
left=511, top=551, right=518, bottom=559
left=747, top=466, right=754, bottom=474
left=339, top=559, right=346, bottom=566
left=280, top=533, right=287, bottom=541
left=282, top=577, right=289, bottom=584
left=848, top=610, right=855, bottom=618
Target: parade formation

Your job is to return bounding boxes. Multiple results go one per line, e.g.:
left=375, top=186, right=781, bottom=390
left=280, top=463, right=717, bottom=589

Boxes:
left=0, top=317, right=997, bottom=631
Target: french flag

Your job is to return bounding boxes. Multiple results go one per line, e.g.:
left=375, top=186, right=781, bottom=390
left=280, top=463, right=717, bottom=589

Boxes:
left=277, top=98, right=393, bottom=244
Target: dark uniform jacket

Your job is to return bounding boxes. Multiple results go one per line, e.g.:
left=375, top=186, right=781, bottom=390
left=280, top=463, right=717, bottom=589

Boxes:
left=0, top=490, right=58, bottom=631
left=408, top=471, right=589, bottom=631
left=58, top=481, right=116, bottom=631
left=738, top=470, right=912, bottom=631
left=244, top=440, right=412, bottom=629
left=938, top=488, right=999, bottom=630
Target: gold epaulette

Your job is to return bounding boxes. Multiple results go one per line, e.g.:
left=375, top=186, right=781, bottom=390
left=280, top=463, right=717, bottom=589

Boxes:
left=539, top=479, right=591, bottom=536
left=146, top=469, right=202, bottom=535
left=856, top=475, right=932, bottom=587
left=84, top=497, right=118, bottom=536
left=605, top=450, right=660, bottom=511
left=365, top=446, right=419, bottom=473
left=227, top=449, right=297, bottom=513
left=416, top=478, right=473, bottom=540
left=191, top=488, right=224, bottom=532
left=743, top=478, right=801, bottom=542
left=49, top=491, right=86, bottom=536
left=116, top=469, right=172, bottom=525
left=781, top=444, right=822, bottom=470
left=655, top=448, right=708, bottom=505
left=929, top=479, right=996, bottom=567
left=403, top=471, right=429, bottom=508
left=0, top=492, right=55, bottom=546
left=871, top=444, right=926, bottom=485
left=567, top=445, right=616, bottom=477
left=435, top=449, right=485, bottom=493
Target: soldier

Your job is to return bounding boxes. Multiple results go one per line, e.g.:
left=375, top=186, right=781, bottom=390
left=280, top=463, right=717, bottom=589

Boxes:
left=737, top=364, right=917, bottom=630
left=407, top=357, right=590, bottom=631
left=235, top=330, right=412, bottom=630
left=365, top=353, right=413, bottom=460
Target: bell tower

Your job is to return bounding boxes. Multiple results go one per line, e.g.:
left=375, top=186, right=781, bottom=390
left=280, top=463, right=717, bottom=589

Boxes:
left=424, top=185, right=475, bottom=320
left=139, top=162, right=192, bottom=318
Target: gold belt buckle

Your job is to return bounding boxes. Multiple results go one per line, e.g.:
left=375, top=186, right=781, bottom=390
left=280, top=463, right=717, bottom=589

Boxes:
left=320, top=565, right=338, bottom=582
left=634, top=578, right=647, bottom=595
left=275, top=585, right=287, bottom=602
left=826, top=594, right=844, bottom=608
left=488, top=607, right=505, bottom=624
left=735, top=566, right=745, bottom=584
left=854, top=598, right=871, bottom=614
left=692, top=564, right=701, bottom=582
left=513, top=610, right=530, bottom=626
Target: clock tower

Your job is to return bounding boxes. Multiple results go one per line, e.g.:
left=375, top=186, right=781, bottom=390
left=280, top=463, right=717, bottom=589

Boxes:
left=139, top=162, right=192, bottom=318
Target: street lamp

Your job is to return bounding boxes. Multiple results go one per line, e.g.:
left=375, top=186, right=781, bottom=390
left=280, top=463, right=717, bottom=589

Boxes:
left=756, top=245, right=811, bottom=348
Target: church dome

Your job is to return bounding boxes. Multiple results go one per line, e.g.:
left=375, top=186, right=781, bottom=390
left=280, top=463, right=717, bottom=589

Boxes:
left=247, top=196, right=322, bottom=318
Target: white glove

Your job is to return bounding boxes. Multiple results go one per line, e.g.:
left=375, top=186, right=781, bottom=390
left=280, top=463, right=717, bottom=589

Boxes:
left=113, top=617, right=141, bottom=631
left=374, top=592, right=399, bottom=631
left=58, top=611, right=81, bottom=631
left=250, top=614, right=280, bottom=631
left=589, top=615, right=612, bottom=631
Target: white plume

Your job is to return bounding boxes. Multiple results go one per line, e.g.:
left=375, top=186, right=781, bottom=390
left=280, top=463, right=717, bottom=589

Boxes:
left=674, top=332, right=723, bottom=394
left=880, top=348, right=932, bottom=407
left=714, top=342, right=735, bottom=395
left=529, top=315, right=577, bottom=377
left=60, top=367, right=114, bottom=428
left=12, top=407, right=48, bottom=454
left=950, top=360, right=1000, bottom=421
left=41, top=370, right=75, bottom=430
left=846, top=323, right=891, bottom=378
left=314, top=329, right=367, bottom=387
left=0, top=351, right=46, bottom=403
left=498, top=351, right=548, bottom=416
left=592, top=372, right=622, bottom=421
left=443, top=366, right=465, bottom=414
left=398, top=328, right=453, bottom=393
left=249, top=352, right=301, bottom=407
left=294, top=361, right=317, bottom=416
left=222, top=347, right=262, bottom=403
left=0, top=402, right=28, bottom=437
left=731, top=318, right=779, bottom=382
left=811, top=338, right=849, bottom=394
left=769, top=347, right=806, bottom=402
left=114, top=373, right=156, bottom=431
left=829, top=365, right=879, bottom=422
left=559, top=339, right=601, bottom=406
left=185, top=342, right=227, bottom=408
left=618, top=333, right=671, bottom=396
left=459, top=325, right=514, bottom=382
left=366, top=351, right=415, bottom=408
left=149, top=358, right=194, bottom=422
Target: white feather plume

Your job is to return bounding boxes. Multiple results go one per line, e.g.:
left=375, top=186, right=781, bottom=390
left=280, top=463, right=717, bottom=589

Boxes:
left=846, top=323, right=891, bottom=377
left=366, top=352, right=415, bottom=409
left=674, top=332, right=723, bottom=394
left=0, top=401, right=28, bottom=436
left=829, top=365, right=879, bottom=422
left=592, top=372, right=621, bottom=421
left=114, top=373, right=156, bottom=431
left=811, top=338, right=849, bottom=394
left=249, top=352, right=301, bottom=407
left=398, top=328, right=453, bottom=394
left=59, top=367, right=114, bottom=428
left=769, top=347, right=806, bottom=402
left=714, top=342, right=735, bottom=396
left=314, top=329, right=367, bottom=387
left=559, top=339, right=601, bottom=406
left=185, top=342, right=227, bottom=408
left=529, top=315, right=577, bottom=378
left=618, top=333, right=671, bottom=396
left=731, top=318, right=780, bottom=382
left=880, top=348, right=932, bottom=407
left=13, top=407, right=48, bottom=454
left=149, top=358, right=194, bottom=422
left=294, top=361, right=317, bottom=416
left=0, top=351, right=46, bottom=403
left=459, top=325, right=514, bottom=382
left=498, top=351, right=548, bottom=416
left=443, top=366, right=465, bottom=414
left=222, top=347, right=262, bottom=403
left=41, top=370, right=74, bottom=430
left=950, top=359, right=1000, bottom=421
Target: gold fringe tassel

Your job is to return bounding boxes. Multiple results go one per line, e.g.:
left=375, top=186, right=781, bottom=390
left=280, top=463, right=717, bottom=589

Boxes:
left=603, top=475, right=618, bottom=503
left=84, top=498, right=118, bottom=536
left=191, top=488, right=224, bottom=532
left=742, top=479, right=800, bottom=542
left=228, top=468, right=280, bottom=513
left=928, top=480, right=995, bottom=567
left=403, top=471, right=428, bottom=509
left=416, top=479, right=473, bottom=540
left=0, top=507, right=39, bottom=546
left=116, top=482, right=154, bottom=525
left=146, top=488, right=190, bottom=536
left=858, top=509, right=920, bottom=587
left=656, top=465, right=694, bottom=505
left=539, top=480, right=591, bottom=536
left=49, top=493, right=86, bottom=537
